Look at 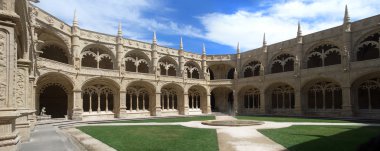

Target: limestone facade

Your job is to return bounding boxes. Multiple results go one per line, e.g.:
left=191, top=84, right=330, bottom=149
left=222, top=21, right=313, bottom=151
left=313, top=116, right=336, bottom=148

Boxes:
left=1, top=0, right=380, bottom=150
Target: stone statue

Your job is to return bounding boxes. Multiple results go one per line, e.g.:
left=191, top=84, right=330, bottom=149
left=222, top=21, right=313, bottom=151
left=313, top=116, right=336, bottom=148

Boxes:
left=40, top=107, right=46, bottom=116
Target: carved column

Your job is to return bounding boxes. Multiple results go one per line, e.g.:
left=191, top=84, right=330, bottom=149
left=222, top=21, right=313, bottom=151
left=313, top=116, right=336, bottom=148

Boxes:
left=0, top=4, right=22, bottom=149
left=72, top=90, right=83, bottom=120
left=293, top=86, right=302, bottom=115
left=233, top=90, right=238, bottom=116
left=259, top=91, right=266, bottom=114
left=118, top=90, right=127, bottom=118
left=205, top=93, right=212, bottom=114
left=341, top=86, right=353, bottom=116
left=152, top=92, right=161, bottom=116
left=181, top=91, right=189, bottom=115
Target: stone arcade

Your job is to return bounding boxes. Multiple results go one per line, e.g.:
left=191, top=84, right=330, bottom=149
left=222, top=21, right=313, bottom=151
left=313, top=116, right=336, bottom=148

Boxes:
left=1, top=0, right=380, bottom=150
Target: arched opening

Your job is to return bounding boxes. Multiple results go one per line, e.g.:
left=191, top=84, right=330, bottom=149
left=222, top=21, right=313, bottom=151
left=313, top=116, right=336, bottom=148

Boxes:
left=307, top=44, right=341, bottom=68
left=82, top=85, right=114, bottom=113
left=40, top=44, right=69, bottom=64
left=357, top=32, right=380, bottom=61
left=185, top=62, right=200, bottom=79
left=124, top=52, right=150, bottom=73
left=211, top=87, right=233, bottom=114
left=306, top=81, right=342, bottom=111
left=243, top=60, right=261, bottom=78
left=81, top=46, right=114, bottom=69
left=357, top=78, right=380, bottom=110
left=158, top=57, right=178, bottom=76
left=208, top=64, right=234, bottom=80
left=271, top=54, right=294, bottom=73
left=126, top=88, right=150, bottom=111
left=39, top=85, right=68, bottom=118
left=160, top=84, right=183, bottom=115
left=227, top=68, right=235, bottom=79
left=269, top=84, right=295, bottom=112
left=242, top=87, right=260, bottom=110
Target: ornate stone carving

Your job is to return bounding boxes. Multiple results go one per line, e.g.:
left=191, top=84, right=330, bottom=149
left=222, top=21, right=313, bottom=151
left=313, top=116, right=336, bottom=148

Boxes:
left=0, top=31, right=6, bottom=106
left=16, top=70, right=25, bottom=107
left=0, top=83, right=5, bottom=106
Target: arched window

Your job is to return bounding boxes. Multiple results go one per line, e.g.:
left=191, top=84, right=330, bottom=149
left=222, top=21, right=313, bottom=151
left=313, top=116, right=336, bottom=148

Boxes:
left=227, top=68, right=235, bottom=79
left=307, top=44, right=341, bottom=68
left=40, top=44, right=69, bottom=64
left=158, top=57, right=177, bottom=76
left=358, top=78, right=380, bottom=110
left=244, top=88, right=260, bottom=109
left=161, top=88, right=178, bottom=110
left=126, top=87, right=149, bottom=111
left=307, top=81, right=342, bottom=110
left=82, top=85, right=113, bottom=113
left=271, top=85, right=294, bottom=110
left=243, top=61, right=261, bottom=77
left=81, top=47, right=114, bottom=69
left=185, top=62, right=200, bottom=79
left=188, top=89, right=201, bottom=110
left=271, top=54, right=294, bottom=73
left=357, top=32, right=380, bottom=61
left=124, top=52, right=149, bottom=73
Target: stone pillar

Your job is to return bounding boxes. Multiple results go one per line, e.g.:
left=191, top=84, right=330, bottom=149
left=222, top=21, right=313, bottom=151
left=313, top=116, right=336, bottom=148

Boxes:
left=118, top=90, right=127, bottom=118
left=341, top=86, right=353, bottom=116
left=205, top=93, right=212, bottom=114
left=233, top=90, right=238, bottom=115
left=181, top=92, right=189, bottom=115
left=152, top=93, right=162, bottom=116
left=72, top=90, right=83, bottom=120
left=293, top=87, right=302, bottom=115
left=259, top=91, right=266, bottom=114
left=0, top=1, right=22, bottom=149
left=178, top=49, right=185, bottom=77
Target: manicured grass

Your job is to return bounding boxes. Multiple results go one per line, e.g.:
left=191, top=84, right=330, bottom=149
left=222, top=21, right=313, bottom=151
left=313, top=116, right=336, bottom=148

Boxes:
left=236, top=116, right=352, bottom=123
left=78, top=125, right=218, bottom=151
left=259, top=125, right=380, bottom=151
left=116, top=116, right=215, bottom=123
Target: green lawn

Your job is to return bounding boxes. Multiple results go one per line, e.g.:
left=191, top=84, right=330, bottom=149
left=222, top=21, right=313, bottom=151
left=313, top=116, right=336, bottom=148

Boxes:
left=116, top=116, right=215, bottom=123
left=78, top=125, right=218, bottom=151
left=236, top=116, right=353, bottom=123
left=259, top=125, right=380, bottom=151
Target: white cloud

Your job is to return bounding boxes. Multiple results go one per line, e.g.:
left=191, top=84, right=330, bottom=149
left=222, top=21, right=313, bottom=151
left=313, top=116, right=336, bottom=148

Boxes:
left=35, top=0, right=201, bottom=47
left=199, top=0, right=380, bottom=51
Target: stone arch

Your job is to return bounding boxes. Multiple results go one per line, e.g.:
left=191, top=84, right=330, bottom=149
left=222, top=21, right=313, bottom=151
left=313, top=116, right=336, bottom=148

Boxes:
left=242, top=60, right=262, bottom=78
left=305, top=43, right=341, bottom=68
left=36, top=28, right=71, bottom=64
left=302, top=79, right=342, bottom=114
left=125, top=80, right=156, bottom=115
left=355, top=30, right=380, bottom=61
left=81, top=77, right=120, bottom=116
left=158, top=56, right=178, bottom=76
left=211, top=86, right=234, bottom=114
left=81, top=44, right=115, bottom=69
left=188, top=85, right=208, bottom=114
left=124, top=50, right=150, bottom=73
left=160, top=83, right=184, bottom=115
left=351, top=72, right=380, bottom=114
left=270, top=53, right=295, bottom=74
left=184, top=61, right=201, bottom=79
left=265, top=83, right=295, bottom=113
left=238, top=86, right=261, bottom=113
left=208, top=63, right=234, bottom=80
left=36, top=72, right=74, bottom=119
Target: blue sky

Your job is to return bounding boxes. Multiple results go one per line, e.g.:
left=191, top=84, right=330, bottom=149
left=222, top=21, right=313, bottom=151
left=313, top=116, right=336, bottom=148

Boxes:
left=35, top=0, right=380, bottom=55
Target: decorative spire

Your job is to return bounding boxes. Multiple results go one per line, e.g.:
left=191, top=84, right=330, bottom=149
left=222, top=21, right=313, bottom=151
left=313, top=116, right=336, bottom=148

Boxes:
left=73, top=9, right=78, bottom=26
left=344, top=5, right=350, bottom=23
left=118, top=22, right=122, bottom=37
left=202, top=43, right=206, bottom=55
left=263, top=33, right=267, bottom=46
left=237, top=42, right=240, bottom=54
left=179, top=36, right=183, bottom=50
left=153, top=31, right=157, bottom=44
left=297, top=21, right=302, bottom=37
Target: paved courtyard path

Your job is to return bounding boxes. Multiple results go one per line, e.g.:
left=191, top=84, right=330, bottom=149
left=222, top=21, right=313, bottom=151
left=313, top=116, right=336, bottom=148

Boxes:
left=20, top=124, right=84, bottom=151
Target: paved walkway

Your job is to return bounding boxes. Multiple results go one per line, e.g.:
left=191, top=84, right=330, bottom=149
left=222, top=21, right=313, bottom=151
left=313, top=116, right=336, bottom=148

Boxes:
left=20, top=125, right=84, bottom=151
